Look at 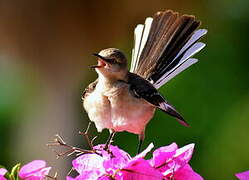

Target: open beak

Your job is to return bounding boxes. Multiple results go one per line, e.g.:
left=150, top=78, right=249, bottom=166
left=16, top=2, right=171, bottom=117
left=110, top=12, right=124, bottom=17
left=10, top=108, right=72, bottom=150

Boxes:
left=90, top=53, right=109, bottom=68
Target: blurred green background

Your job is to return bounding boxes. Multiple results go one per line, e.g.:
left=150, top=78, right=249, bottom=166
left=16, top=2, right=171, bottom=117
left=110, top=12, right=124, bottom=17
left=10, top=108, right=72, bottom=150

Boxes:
left=0, top=0, right=249, bottom=179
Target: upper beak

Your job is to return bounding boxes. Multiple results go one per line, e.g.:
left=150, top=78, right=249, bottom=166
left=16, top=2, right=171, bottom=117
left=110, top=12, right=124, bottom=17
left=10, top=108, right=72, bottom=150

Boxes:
left=90, top=53, right=109, bottom=68
left=92, top=53, right=107, bottom=61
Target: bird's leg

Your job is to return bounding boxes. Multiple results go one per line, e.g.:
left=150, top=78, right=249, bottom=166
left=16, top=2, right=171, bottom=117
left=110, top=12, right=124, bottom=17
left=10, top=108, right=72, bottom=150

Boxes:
left=137, top=132, right=145, bottom=154
left=104, top=130, right=116, bottom=150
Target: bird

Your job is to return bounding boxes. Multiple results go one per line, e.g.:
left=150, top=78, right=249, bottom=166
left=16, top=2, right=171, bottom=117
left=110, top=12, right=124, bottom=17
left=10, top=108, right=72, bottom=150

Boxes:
left=82, top=10, right=207, bottom=152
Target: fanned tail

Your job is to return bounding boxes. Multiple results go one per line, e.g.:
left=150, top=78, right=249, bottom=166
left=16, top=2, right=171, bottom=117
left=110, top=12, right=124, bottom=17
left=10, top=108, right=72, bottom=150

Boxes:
left=130, top=10, right=207, bottom=89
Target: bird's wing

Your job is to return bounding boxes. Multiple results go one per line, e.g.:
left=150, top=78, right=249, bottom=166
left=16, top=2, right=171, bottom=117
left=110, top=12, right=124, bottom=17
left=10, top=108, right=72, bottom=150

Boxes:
left=127, top=73, right=188, bottom=126
left=82, top=79, right=98, bottom=101
left=130, top=10, right=207, bottom=89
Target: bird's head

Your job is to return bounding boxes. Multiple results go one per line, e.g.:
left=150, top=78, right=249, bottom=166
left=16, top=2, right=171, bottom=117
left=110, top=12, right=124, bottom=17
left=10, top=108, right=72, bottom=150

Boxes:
left=91, top=48, right=128, bottom=80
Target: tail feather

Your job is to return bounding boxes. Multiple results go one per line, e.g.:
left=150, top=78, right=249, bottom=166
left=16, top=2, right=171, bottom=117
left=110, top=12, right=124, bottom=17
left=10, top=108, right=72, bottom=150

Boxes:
left=154, top=58, right=198, bottom=89
left=154, top=42, right=206, bottom=88
left=152, top=18, right=200, bottom=79
left=130, top=10, right=207, bottom=89
left=131, top=18, right=153, bottom=72
left=175, top=29, right=208, bottom=60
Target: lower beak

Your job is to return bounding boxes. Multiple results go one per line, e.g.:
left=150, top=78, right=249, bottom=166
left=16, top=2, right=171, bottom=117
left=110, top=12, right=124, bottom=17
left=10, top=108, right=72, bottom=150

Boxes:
left=90, top=65, right=102, bottom=68
left=90, top=53, right=108, bottom=69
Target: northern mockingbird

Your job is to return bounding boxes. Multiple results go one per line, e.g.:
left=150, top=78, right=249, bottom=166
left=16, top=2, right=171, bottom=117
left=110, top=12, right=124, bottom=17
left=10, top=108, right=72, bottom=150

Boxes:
left=82, top=10, right=207, bottom=152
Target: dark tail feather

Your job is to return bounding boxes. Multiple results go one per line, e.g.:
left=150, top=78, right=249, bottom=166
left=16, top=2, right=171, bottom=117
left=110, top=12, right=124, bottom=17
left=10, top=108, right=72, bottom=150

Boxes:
left=131, top=10, right=207, bottom=89
left=138, top=10, right=200, bottom=80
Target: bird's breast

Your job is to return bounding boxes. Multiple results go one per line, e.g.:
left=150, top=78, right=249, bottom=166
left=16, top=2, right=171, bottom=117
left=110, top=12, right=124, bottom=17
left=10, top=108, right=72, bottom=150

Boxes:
left=84, top=80, right=155, bottom=134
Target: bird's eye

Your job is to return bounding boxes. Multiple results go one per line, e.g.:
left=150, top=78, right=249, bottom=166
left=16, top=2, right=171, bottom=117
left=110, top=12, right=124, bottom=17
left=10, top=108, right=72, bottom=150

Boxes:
left=106, top=58, right=115, bottom=64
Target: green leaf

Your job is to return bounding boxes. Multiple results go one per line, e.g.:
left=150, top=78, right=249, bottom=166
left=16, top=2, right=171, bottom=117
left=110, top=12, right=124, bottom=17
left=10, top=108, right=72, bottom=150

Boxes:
left=10, top=163, right=21, bottom=180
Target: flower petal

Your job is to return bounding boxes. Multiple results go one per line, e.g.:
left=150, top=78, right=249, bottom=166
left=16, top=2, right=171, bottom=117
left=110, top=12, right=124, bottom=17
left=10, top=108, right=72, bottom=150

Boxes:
left=150, top=143, right=195, bottom=177
left=121, top=158, right=163, bottom=180
left=0, top=168, right=7, bottom=176
left=19, top=160, right=48, bottom=179
left=72, top=154, right=105, bottom=175
left=164, top=144, right=195, bottom=174
left=0, top=168, right=7, bottom=180
left=98, top=175, right=112, bottom=180
left=21, top=167, right=51, bottom=180
left=174, top=143, right=195, bottom=166
left=67, top=171, right=107, bottom=180
left=173, top=164, right=204, bottom=180
left=164, top=143, right=195, bottom=176
left=66, top=176, right=75, bottom=180
left=94, top=145, right=131, bottom=174
left=134, top=143, right=154, bottom=159
left=235, top=170, right=249, bottom=180
left=150, top=143, right=178, bottom=172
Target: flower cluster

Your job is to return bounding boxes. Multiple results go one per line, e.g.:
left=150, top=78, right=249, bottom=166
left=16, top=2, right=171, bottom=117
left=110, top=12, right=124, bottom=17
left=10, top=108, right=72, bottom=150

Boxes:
left=1, top=144, right=249, bottom=179
left=66, top=142, right=203, bottom=180
left=0, top=160, right=51, bottom=180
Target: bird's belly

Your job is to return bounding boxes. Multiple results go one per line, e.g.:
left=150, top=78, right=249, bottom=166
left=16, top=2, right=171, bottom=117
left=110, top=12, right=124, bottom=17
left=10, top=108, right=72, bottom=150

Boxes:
left=83, top=90, right=112, bottom=132
left=108, top=87, right=155, bottom=134
left=84, top=83, right=155, bottom=135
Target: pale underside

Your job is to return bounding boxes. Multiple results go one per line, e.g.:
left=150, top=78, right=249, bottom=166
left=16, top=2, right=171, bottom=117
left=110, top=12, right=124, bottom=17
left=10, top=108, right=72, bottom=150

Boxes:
left=83, top=79, right=155, bottom=135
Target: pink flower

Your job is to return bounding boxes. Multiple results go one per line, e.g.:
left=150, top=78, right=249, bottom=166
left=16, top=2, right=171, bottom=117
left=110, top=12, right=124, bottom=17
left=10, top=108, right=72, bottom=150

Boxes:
left=236, top=170, right=249, bottom=180
left=67, top=143, right=203, bottom=180
left=150, top=143, right=203, bottom=180
left=72, top=153, right=106, bottom=180
left=19, top=160, right=51, bottom=180
left=94, top=144, right=131, bottom=174
left=69, top=144, right=132, bottom=180
left=120, top=158, right=163, bottom=180
left=173, top=164, right=204, bottom=180
left=0, top=168, right=7, bottom=180
left=66, top=174, right=98, bottom=180
left=150, top=142, right=178, bottom=173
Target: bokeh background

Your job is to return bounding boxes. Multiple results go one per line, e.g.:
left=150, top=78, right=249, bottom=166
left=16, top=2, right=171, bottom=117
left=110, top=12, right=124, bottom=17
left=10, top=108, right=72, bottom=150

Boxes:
left=0, top=0, right=249, bottom=179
